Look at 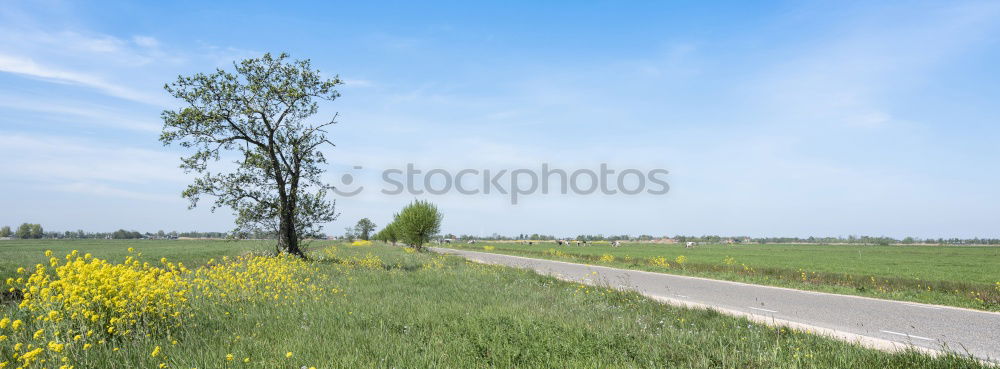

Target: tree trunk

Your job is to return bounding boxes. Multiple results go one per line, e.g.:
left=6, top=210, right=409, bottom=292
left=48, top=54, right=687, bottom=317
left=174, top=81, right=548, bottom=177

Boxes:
left=278, top=210, right=302, bottom=257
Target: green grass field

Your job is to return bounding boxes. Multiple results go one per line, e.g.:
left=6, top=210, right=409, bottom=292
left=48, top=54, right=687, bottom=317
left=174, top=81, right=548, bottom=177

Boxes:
left=0, top=240, right=989, bottom=368
left=445, top=242, right=1000, bottom=310
left=0, top=239, right=331, bottom=281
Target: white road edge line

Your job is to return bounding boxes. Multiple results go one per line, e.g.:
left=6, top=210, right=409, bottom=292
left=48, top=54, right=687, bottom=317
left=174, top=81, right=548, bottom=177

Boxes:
left=748, top=306, right=779, bottom=313
left=903, top=303, right=944, bottom=310
left=880, top=330, right=935, bottom=341
left=433, top=247, right=1000, bottom=317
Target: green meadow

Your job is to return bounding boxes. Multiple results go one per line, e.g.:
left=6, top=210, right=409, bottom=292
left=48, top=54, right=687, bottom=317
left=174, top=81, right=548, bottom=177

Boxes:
left=0, top=240, right=987, bottom=368
left=0, top=239, right=263, bottom=281
left=445, top=241, right=1000, bottom=310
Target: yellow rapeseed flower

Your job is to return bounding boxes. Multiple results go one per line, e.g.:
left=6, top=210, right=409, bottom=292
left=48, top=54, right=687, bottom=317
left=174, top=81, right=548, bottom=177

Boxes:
left=20, top=347, right=44, bottom=364
left=3, top=249, right=337, bottom=367
left=649, top=256, right=670, bottom=268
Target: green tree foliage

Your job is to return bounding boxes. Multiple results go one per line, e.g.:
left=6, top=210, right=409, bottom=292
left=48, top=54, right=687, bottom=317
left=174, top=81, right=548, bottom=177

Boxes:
left=373, top=221, right=400, bottom=245
left=354, top=218, right=376, bottom=241
left=160, top=52, right=342, bottom=256
left=29, top=224, right=43, bottom=238
left=0, top=225, right=10, bottom=238
left=14, top=223, right=43, bottom=239
left=343, top=227, right=357, bottom=242
left=394, top=200, right=442, bottom=251
left=112, top=229, right=144, bottom=239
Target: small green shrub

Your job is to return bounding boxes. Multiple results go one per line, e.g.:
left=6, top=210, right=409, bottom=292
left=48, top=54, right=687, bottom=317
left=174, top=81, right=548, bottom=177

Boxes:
left=395, top=200, right=442, bottom=250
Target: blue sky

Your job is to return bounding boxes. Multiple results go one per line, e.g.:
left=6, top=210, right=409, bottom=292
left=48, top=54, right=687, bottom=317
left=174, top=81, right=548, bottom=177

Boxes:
left=2, top=0, right=999, bottom=238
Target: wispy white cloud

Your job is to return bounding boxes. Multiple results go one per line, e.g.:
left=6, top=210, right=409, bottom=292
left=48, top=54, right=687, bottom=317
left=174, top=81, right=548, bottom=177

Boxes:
left=49, top=182, right=178, bottom=203
left=0, top=8, right=227, bottom=106
left=132, top=35, right=159, bottom=49
left=0, top=54, right=166, bottom=105
left=71, top=32, right=126, bottom=53
left=749, top=2, right=1000, bottom=131
left=0, top=93, right=161, bottom=132
left=0, top=133, right=185, bottom=185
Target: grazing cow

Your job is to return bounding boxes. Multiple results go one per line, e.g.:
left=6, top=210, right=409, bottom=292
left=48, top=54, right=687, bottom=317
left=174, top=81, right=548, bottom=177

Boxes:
left=611, top=241, right=621, bottom=247
left=685, top=241, right=696, bottom=249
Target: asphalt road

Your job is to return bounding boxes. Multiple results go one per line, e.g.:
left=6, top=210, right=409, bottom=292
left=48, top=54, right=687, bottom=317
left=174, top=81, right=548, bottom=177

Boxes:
left=432, top=247, right=1000, bottom=362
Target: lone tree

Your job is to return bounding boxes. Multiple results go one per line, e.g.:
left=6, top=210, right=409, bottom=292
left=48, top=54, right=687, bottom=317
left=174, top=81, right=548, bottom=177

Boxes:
left=354, top=218, right=376, bottom=241
left=15, top=223, right=43, bottom=239
left=342, top=227, right=357, bottom=241
left=395, top=200, right=442, bottom=251
left=161, top=52, right=341, bottom=256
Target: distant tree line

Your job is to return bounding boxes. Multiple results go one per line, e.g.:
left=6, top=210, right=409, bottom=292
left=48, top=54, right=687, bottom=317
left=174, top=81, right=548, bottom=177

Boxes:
left=1, top=223, right=997, bottom=245
left=0, top=224, right=238, bottom=240
left=5, top=223, right=45, bottom=239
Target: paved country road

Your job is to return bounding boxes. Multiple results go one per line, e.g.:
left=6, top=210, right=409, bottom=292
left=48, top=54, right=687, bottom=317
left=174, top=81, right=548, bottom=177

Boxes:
left=431, top=247, right=1000, bottom=363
